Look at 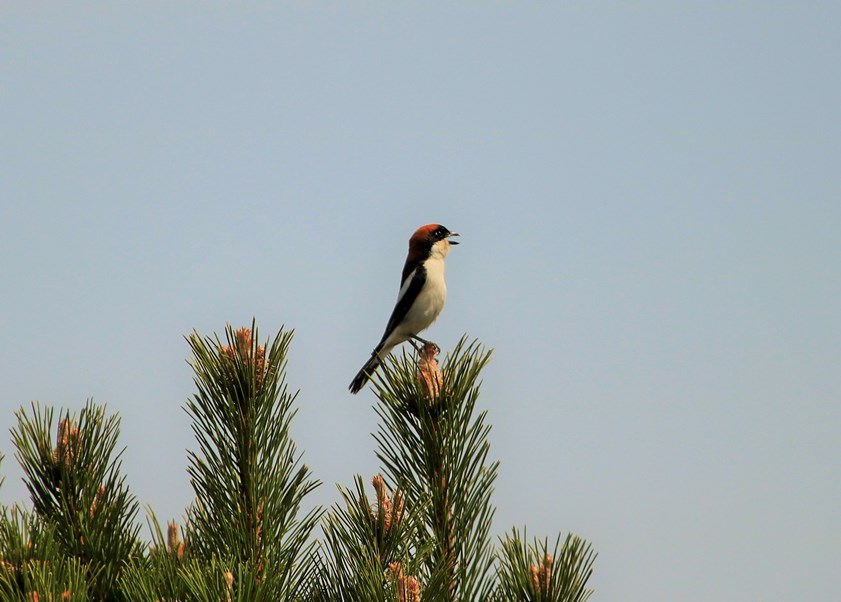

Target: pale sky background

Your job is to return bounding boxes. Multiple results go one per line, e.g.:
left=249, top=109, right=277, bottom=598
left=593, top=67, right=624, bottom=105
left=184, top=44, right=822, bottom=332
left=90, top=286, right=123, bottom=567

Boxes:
left=2, top=3, right=840, bottom=601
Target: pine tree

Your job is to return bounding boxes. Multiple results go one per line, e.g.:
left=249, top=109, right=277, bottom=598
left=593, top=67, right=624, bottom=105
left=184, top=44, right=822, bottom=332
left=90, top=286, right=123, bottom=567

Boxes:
left=182, top=323, right=321, bottom=599
left=311, top=337, right=597, bottom=601
left=5, top=401, right=141, bottom=601
left=371, top=339, right=498, bottom=601
left=120, top=324, right=322, bottom=601
left=1, top=322, right=596, bottom=601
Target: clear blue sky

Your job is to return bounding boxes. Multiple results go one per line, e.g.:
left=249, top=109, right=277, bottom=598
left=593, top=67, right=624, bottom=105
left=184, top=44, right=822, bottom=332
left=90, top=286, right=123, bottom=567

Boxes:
left=2, top=4, right=840, bottom=601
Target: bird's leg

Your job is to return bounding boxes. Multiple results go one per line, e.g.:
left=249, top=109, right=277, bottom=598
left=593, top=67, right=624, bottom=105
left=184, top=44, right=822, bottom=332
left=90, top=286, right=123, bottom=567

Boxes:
left=411, top=334, right=433, bottom=347
left=408, top=339, right=422, bottom=352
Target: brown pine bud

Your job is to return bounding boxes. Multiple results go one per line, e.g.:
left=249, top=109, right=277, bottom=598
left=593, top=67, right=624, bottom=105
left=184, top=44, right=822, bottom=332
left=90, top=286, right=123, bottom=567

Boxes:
left=418, top=342, right=443, bottom=398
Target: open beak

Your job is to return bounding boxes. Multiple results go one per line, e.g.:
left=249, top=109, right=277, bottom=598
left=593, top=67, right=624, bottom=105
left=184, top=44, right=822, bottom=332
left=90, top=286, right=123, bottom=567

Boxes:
left=447, top=232, right=460, bottom=245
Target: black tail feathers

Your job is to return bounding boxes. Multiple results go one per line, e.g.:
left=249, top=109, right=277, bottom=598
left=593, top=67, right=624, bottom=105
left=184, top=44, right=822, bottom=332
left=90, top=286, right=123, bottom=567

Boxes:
left=349, top=354, right=382, bottom=394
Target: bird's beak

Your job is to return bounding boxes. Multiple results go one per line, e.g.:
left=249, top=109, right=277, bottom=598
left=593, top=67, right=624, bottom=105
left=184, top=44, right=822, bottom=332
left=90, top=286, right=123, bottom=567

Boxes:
left=447, top=232, right=460, bottom=245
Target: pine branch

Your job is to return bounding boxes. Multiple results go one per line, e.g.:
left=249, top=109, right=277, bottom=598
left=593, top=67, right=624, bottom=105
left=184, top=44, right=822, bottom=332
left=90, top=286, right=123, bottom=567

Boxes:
left=120, top=510, right=192, bottom=601
left=0, top=507, right=90, bottom=602
left=9, top=401, right=141, bottom=601
left=496, top=528, right=596, bottom=602
left=183, top=322, right=321, bottom=598
left=310, top=474, right=450, bottom=601
left=371, top=337, right=498, bottom=601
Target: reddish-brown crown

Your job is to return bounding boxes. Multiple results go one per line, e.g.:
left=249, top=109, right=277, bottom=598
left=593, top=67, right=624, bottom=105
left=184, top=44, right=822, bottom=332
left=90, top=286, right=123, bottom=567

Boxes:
left=410, top=224, right=440, bottom=243
left=407, top=224, right=444, bottom=263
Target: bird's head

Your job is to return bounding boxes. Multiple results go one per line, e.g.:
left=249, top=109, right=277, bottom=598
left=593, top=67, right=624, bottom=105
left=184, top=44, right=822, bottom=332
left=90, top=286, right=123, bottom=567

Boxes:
left=408, top=224, right=460, bottom=261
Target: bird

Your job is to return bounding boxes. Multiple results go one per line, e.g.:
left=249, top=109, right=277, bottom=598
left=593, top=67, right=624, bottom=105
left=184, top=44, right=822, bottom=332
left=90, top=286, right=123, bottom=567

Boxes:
left=349, top=224, right=460, bottom=394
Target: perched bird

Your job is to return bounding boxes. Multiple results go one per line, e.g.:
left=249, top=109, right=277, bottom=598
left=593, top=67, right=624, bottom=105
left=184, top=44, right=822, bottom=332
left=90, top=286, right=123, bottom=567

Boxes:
left=349, top=224, right=460, bottom=394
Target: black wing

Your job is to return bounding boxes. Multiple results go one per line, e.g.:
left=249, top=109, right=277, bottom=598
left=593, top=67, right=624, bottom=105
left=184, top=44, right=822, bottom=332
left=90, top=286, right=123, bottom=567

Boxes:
left=375, top=264, right=427, bottom=351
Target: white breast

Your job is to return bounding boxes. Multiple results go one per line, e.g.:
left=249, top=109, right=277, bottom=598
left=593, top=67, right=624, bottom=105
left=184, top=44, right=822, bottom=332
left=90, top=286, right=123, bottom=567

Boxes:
left=398, top=255, right=447, bottom=338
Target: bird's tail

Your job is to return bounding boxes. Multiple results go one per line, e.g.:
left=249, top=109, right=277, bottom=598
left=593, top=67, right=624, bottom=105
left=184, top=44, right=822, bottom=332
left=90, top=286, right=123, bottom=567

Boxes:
left=349, top=353, right=382, bottom=394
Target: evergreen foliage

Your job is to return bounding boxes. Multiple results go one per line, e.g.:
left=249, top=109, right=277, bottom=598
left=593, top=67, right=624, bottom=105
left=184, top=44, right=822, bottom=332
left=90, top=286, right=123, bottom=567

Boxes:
left=119, top=513, right=192, bottom=601
left=0, top=504, right=89, bottom=600
left=496, top=529, right=595, bottom=602
left=0, top=322, right=596, bottom=601
left=310, top=474, right=449, bottom=601
left=123, top=323, right=322, bottom=601
left=184, top=324, right=320, bottom=577
left=372, top=339, right=498, bottom=600
left=6, top=401, right=141, bottom=600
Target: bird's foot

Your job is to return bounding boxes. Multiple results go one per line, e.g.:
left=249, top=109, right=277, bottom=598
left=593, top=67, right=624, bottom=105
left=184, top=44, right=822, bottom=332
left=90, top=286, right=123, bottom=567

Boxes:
left=411, top=334, right=433, bottom=347
left=410, top=336, right=440, bottom=357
